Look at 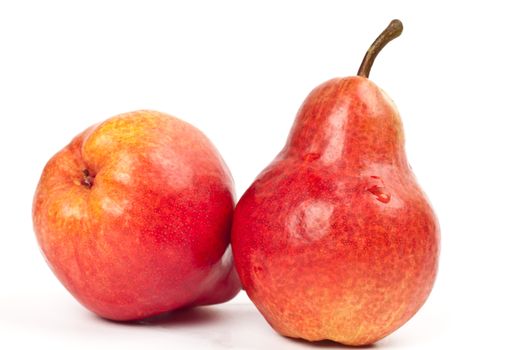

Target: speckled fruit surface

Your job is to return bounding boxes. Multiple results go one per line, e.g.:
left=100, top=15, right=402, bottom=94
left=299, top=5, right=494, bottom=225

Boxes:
left=33, top=110, right=240, bottom=321
left=232, top=76, right=440, bottom=345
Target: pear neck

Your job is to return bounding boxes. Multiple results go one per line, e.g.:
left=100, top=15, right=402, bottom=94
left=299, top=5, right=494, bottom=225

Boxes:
left=284, top=77, right=406, bottom=169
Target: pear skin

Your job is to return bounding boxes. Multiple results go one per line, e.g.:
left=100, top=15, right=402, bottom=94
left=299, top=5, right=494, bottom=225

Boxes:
left=232, top=20, right=439, bottom=346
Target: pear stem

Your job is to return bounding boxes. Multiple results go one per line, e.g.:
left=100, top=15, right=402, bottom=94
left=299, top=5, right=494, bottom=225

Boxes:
left=357, top=19, right=403, bottom=78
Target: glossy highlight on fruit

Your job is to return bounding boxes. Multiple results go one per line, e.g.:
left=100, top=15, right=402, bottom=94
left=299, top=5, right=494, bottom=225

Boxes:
left=33, top=110, right=240, bottom=321
left=232, top=20, right=440, bottom=345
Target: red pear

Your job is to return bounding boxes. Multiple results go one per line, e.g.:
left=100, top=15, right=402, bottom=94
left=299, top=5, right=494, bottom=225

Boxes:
left=33, top=110, right=240, bottom=321
left=232, top=20, right=439, bottom=345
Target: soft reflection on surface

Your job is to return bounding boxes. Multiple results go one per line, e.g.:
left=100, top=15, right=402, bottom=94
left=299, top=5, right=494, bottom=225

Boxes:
left=286, top=200, right=335, bottom=245
left=112, top=152, right=134, bottom=185
left=321, top=104, right=348, bottom=165
left=151, top=147, right=194, bottom=190
left=99, top=196, right=127, bottom=216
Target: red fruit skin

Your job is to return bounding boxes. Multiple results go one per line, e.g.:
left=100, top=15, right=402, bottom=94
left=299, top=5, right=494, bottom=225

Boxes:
left=33, top=110, right=240, bottom=321
left=232, top=77, right=440, bottom=345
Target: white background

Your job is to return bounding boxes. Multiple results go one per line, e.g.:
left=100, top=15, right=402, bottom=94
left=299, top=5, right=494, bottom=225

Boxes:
left=1, top=1, right=524, bottom=349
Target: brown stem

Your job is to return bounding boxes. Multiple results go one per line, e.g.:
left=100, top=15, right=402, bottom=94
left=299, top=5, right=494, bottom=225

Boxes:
left=357, top=19, right=403, bottom=78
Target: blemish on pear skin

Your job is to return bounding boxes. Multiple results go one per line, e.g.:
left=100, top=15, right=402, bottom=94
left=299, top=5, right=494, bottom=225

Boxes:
left=367, top=185, right=391, bottom=203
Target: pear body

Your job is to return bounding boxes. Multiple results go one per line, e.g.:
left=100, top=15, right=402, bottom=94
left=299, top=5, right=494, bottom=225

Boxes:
left=232, top=77, right=439, bottom=345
